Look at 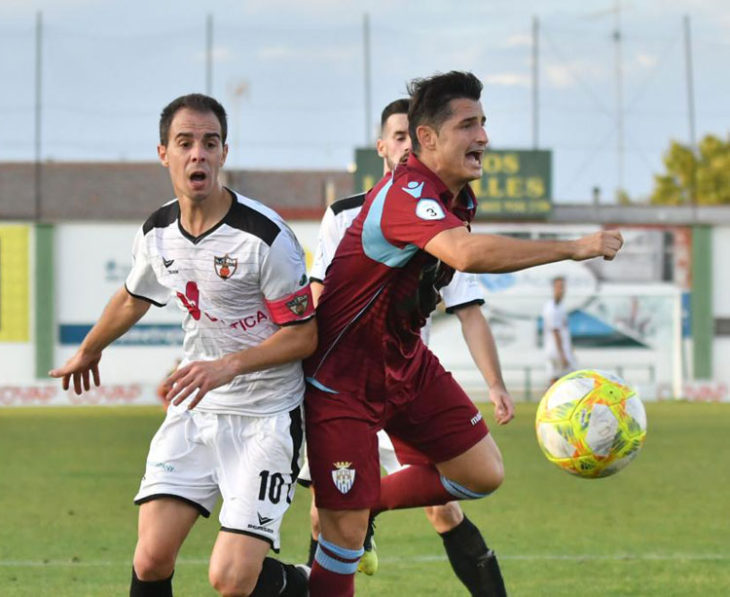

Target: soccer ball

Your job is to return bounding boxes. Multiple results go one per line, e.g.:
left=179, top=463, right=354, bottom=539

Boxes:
left=535, top=369, right=647, bottom=478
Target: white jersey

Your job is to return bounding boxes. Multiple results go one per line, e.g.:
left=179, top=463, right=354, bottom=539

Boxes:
left=126, top=189, right=314, bottom=416
left=542, top=298, right=574, bottom=358
left=310, top=191, right=485, bottom=321
left=309, top=193, right=365, bottom=283
left=422, top=269, right=484, bottom=344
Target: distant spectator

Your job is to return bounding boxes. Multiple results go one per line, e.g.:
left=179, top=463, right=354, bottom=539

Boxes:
left=543, top=276, right=578, bottom=385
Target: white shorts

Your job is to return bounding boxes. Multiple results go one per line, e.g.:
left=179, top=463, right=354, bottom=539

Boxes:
left=134, top=404, right=304, bottom=551
left=546, top=353, right=578, bottom=380
left=298, top=429, right=405, bottom=485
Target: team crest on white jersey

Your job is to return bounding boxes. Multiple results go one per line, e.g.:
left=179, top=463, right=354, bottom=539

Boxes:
left=214, top=254, right=238, bottom=279
left=286, top=294, right=309, bottom=316
left=332, top=461, right=356, bottom=494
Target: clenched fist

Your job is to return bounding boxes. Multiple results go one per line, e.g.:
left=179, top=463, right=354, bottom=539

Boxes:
left=572, top=230, right=623, bottom=262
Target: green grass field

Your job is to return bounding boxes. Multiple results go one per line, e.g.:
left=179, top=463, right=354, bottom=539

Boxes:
left=1, top=401, right=729, bottom=596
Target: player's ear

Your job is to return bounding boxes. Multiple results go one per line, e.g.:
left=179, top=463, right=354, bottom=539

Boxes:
left=376, top=137, right=386, bottom=158
left=220, top=143, right=229, bottom=165
left=157, top=144, right=169, bottom=167
left=416, top=124, right=437, bottom=151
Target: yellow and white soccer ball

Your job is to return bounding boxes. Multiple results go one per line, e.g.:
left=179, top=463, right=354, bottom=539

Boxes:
left=535, top=369, right=647, bottom=478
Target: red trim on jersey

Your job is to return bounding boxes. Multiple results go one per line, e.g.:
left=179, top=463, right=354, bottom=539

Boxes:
left=266, top=285, right=315, bottom=325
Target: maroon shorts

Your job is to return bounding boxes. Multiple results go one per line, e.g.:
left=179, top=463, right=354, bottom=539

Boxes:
left=304, top=364, right=488, bottom=510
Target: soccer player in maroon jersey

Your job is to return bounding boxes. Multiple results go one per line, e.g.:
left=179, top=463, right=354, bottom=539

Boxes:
left=304, top=98, right=512, bottom=595
left=303, top=71, right=623, bottom=596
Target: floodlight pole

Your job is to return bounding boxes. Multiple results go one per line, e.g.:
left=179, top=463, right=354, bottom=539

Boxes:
left=34, top=11, right=43, bottom=221
left=613, top=0, right=625, bottom=199
left=683, top=15, right=697, bottom=150
left=532, top=15, right=539, bottom=150
left=683, top=15, right=697, bottom=206
left=363, top=13, right=372, bottom=146
left=206, top=14, right=213, bottom=95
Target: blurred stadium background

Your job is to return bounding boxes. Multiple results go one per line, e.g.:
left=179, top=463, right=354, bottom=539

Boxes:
left=1, top=3, right=730, bottom=595
left=1, top=4, right=728, bottom=406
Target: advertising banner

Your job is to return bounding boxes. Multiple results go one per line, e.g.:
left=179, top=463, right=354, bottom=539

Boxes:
left=354, top=148, right=552, bottom=218
left=0, top=225, right=30, bottom=342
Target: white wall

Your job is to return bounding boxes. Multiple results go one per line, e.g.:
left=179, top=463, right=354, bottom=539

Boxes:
left=0, top=344, right=35, bottom=383
left=712, top=227, right=730, bottom=318
left=712, top=226, right=730, bottom=390
left=6, top=220, right=726, bottom=404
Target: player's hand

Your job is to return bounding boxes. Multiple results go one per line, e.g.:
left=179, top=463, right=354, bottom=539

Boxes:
left=156, top=380, right=173, bottom=406
left=165, top=357, right=237, bottom=410
left=156, top=360, right=181, bottom=408
left=489, top=385, right=515, bottom=425
left=49, top=350, right=102, bottom=395
left=571, top=230, right=623, bottom=262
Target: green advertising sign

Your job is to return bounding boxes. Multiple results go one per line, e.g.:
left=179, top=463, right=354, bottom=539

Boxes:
left=354, top=148, right=552, bottom=219
left=471, top=150, right=552, bottom=218
left=354, top=148, right=384, bottom=193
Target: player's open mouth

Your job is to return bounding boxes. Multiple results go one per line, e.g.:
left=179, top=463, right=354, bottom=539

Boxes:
left=189, top=171, right=208, bottom=183
left=466, top=150, right=483, bottom=166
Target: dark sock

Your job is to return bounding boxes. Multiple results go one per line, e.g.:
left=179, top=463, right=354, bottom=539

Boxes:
left=440, top=516, right=506, bottom=597
left=307, top=535, right=319, bottom=567
left=129, top=567, right=173, bottom=597
left=250, top=557, right=308, bottom=597
left=373, top=464, right=453, bottom=516
left=475, top=550, right=507, bottom=597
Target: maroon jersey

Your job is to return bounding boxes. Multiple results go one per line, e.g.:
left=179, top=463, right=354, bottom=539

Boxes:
left=304, top=154, right=476, bottom=409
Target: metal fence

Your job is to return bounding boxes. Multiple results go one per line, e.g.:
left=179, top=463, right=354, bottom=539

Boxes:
left=2, top=5, right=729, bottom=205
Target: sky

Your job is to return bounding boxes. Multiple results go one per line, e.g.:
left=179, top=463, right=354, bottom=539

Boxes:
left=1, top=0, right=729, bottom=203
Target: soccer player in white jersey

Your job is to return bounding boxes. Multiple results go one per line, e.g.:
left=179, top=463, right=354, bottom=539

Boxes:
left=50, top=94, right=316, bottom=597
left=302, top=99, right=513, bottom=596
left=543, top=275, right=578, bottom=384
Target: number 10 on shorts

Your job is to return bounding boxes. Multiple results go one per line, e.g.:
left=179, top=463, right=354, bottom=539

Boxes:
left=258, top=470, right=293, bottom=505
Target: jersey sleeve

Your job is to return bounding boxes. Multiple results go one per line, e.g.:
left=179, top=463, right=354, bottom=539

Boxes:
left=442, top=271, right=485, bottom=313
left=309, top=206, right=339, bottom=282
left=380, top=188, right=465, bottom=250
left=124, top=227, right=171, bottom=307
left=261, top=226, right=315, bottom=326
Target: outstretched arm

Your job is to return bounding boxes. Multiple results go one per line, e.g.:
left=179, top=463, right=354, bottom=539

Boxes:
left=165, top=318, right=318, bottom=410
left=49, top=287, right=151, bottom=394
left=425, top=227, right=623, bottom=273
left=455, top=304, right=514, bottom=425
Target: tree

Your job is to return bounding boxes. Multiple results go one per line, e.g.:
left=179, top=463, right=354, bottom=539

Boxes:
left=651, top=134, right=730, bottom=205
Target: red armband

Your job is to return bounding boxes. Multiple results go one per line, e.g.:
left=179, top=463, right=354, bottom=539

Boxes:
left=265, top=285, right=315, bottom=325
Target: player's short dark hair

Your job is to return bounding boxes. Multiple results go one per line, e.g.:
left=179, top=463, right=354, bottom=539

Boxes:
left=159, top=93, right=228, bottom=146
left=407, top=71, right=483, bottom=154
left=380, top=98, right=410, bottom=132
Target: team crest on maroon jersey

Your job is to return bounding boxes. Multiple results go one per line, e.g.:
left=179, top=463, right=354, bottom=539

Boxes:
left=331, top=461, right=356, bottom=494
left=286, top=294, right=309, bottom=316
left=214, top=254, right=237, bottom=279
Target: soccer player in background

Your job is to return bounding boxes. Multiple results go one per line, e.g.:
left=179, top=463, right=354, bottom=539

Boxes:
left=50, top=93, right=315, bottom=597
left=301, top=98, right=512, bottom=596
left=543, top=275, right=578, bottom=385
left=303, top=71, right=624, bottom=597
